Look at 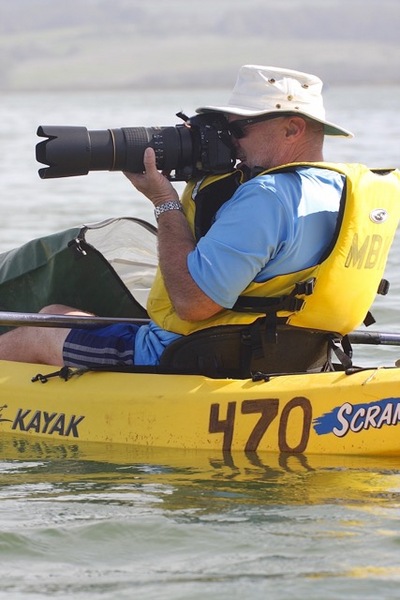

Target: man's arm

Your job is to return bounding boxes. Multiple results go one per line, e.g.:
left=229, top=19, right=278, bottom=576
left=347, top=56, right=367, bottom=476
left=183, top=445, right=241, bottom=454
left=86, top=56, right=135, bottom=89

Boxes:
left=125, top=148, right=222, bottom=321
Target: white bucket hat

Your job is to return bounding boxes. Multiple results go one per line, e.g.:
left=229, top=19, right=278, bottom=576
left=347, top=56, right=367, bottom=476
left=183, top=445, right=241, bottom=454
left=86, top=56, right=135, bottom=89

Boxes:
left=196, top=65, right=353, bottom=138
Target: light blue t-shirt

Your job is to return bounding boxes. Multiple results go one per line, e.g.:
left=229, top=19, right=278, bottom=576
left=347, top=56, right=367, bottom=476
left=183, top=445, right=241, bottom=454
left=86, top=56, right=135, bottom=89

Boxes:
left=135, top=167, right=345, bottom=365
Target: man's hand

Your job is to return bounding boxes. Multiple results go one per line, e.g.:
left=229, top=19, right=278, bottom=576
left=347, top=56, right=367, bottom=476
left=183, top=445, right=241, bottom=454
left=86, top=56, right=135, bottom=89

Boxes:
left=124, top=147, right=222, bottom=322
left=124, top=147, right=179, bottom=206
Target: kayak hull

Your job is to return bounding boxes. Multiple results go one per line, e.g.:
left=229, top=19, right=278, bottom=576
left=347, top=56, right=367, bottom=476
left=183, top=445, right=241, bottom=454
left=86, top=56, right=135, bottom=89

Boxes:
left=1, top=360, right=400, bottom=455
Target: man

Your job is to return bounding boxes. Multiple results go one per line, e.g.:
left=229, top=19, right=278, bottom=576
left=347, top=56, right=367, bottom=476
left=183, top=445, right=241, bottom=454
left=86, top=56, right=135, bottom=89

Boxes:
left=0, top=65, right=398, bottom=368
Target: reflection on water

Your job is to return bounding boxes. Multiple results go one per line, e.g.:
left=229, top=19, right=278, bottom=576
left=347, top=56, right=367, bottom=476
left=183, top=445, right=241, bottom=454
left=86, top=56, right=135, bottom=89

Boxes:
left=2, top=436, right=400, bottom=510
left=1, top=436, right=400, bottom=599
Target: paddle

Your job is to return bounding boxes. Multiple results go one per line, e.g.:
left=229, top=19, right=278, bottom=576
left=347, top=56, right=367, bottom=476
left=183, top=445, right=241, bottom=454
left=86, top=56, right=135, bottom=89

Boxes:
left=0, top=311, right=150, bottom=329
left=0, top=311, right=399, bottom=347
left=346, top=330, right=400, bottom=346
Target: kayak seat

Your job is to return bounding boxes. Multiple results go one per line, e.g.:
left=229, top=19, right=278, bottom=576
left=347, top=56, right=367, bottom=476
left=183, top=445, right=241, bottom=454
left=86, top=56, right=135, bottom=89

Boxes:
left=159, top=319, right=334, bottom=378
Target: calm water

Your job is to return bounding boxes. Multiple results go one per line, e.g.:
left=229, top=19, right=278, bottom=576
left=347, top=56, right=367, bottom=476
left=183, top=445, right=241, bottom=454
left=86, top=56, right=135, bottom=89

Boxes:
left=1, top=87, right=400, bottom=599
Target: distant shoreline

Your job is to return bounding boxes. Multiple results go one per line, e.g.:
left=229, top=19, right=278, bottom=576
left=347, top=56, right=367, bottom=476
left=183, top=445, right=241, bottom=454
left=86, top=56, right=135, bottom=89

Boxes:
left=2, top=0, right=399, bottom=92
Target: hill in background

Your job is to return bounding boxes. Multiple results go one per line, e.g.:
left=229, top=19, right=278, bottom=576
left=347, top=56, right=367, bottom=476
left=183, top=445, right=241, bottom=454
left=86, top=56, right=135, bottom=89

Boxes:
left=1, top=0, right=399, bottom=91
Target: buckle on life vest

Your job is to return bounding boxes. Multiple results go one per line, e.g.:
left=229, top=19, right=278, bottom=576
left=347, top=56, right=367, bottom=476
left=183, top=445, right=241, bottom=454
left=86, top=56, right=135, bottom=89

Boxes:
left=277, top=278, right=316, bottom=312
left=294, top=278, right=315, bottom=296
left=377, top=278, right=390, bottom=296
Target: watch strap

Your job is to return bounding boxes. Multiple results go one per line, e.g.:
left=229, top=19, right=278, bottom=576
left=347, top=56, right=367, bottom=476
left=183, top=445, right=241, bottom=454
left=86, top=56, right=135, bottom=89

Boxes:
left=154, top=200, right=183, bottom=221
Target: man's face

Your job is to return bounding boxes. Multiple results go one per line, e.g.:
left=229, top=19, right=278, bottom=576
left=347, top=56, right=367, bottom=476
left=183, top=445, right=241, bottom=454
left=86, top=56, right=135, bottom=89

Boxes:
left=228, top=115, right=290, bottom=170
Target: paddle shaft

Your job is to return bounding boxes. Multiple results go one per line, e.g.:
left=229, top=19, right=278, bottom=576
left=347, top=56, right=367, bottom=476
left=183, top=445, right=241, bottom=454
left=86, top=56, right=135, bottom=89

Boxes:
left=0, top=312, right=399, bottom=346
left=0, top=311, right=150, bottom=329
left=347, top=331, right=400, bottom=346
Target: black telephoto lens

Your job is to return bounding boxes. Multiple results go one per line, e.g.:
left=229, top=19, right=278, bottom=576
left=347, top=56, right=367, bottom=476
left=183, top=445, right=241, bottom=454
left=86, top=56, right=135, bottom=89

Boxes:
left=36, top=114, right=235, bottom=180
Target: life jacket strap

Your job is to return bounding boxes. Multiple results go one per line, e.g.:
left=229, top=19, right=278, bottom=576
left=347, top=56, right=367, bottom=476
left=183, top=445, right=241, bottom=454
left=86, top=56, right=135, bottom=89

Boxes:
left=232, top=277, right=315, bottom=316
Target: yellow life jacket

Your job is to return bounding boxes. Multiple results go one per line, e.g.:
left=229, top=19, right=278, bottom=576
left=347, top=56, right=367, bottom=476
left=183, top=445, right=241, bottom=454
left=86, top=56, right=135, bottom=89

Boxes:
left=147, top=162, right=400, bottom=336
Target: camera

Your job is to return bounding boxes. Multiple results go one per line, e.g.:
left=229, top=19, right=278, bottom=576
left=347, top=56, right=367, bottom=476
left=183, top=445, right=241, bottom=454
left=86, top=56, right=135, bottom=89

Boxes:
left=36, top=112, right=236, bottom=181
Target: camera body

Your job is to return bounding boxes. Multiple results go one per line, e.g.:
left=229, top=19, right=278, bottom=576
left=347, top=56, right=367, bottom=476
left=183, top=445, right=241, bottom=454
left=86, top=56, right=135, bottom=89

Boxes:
left=36, top=113, right=236, bottom=181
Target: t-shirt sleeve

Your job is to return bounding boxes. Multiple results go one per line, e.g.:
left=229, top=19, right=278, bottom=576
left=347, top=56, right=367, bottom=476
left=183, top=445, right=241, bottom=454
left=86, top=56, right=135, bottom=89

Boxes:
left=187, top=179, right=291, bottom=308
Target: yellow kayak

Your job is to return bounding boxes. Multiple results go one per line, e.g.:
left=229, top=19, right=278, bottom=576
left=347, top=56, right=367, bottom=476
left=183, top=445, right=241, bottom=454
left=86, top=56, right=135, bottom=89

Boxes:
left=1, top=359, right=400, bottom=456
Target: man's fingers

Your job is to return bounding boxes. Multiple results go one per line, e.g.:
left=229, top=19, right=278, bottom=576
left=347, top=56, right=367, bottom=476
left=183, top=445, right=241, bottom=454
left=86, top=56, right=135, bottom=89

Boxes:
left=143, top=147, right=157, bottom=172
left=124, top=146, right=179, bottom=205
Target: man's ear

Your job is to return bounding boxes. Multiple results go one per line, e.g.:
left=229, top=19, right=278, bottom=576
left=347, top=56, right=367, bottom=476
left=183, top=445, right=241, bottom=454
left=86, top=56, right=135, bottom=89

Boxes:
left=285, top=116, right=307, bottom=138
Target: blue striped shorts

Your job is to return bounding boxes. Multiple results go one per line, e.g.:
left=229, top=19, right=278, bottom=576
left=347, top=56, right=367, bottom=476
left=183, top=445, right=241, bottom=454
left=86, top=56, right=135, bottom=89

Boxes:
left=63, top=324, right=139, bottom=367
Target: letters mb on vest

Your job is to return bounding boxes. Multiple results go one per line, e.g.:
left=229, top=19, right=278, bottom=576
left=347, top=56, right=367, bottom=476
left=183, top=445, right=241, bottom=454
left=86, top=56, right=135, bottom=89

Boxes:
left=345, top=233, right=391, bottom=270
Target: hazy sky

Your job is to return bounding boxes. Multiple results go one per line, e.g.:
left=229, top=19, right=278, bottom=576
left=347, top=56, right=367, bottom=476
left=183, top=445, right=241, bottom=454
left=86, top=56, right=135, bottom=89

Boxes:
left=1, top=0, right=399, bottom=90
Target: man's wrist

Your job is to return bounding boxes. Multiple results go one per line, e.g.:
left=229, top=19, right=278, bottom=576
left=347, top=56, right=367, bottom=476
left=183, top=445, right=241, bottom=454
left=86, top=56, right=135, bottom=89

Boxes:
left=154, top=200, right=183, bottom=222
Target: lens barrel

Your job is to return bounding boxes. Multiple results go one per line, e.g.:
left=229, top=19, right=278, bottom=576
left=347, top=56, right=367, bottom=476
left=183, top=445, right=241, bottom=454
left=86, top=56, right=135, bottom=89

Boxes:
left=36, top=125, right=193, bottom=179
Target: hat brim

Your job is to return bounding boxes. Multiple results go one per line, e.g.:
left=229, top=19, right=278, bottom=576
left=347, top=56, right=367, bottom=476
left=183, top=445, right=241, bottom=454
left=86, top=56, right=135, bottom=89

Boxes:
left=196, top=105, right=354, bottom=138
